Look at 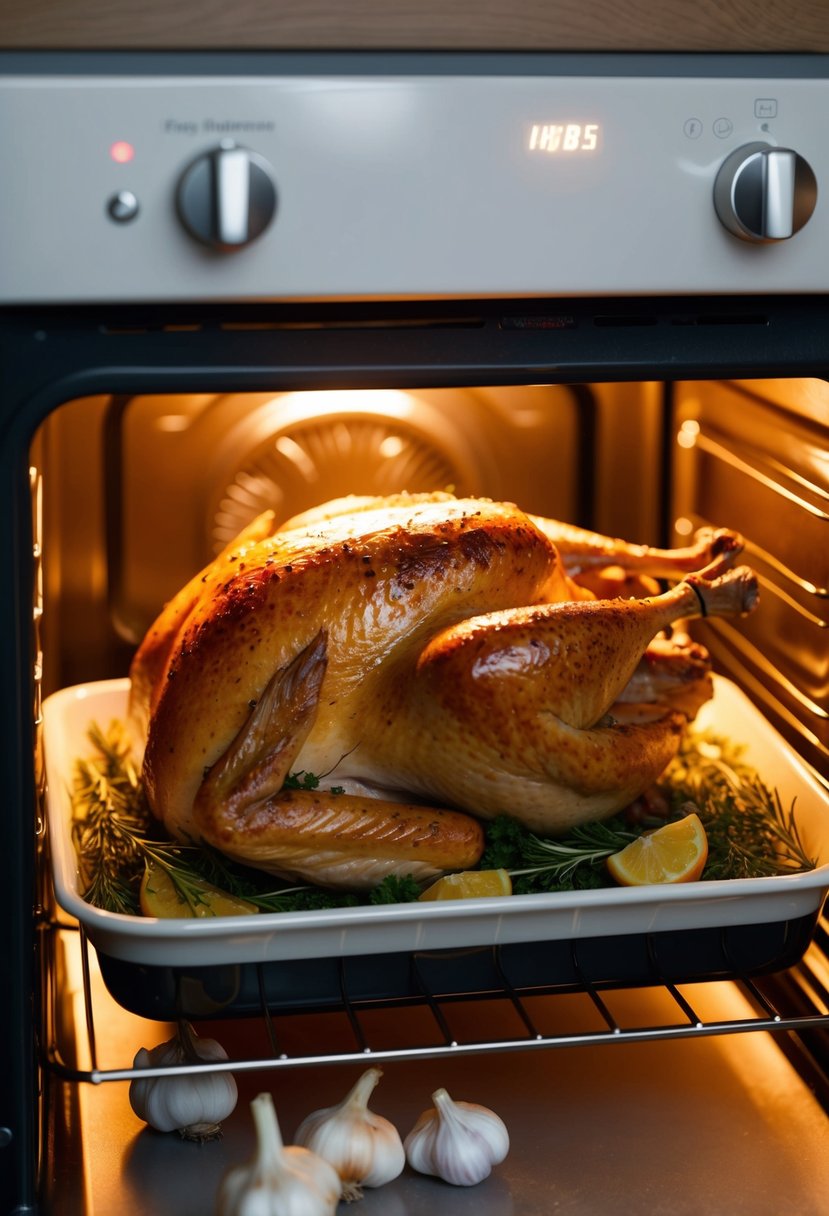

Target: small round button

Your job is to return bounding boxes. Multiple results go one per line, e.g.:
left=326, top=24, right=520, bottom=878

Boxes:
left=107, top=191, right=140, bottom=223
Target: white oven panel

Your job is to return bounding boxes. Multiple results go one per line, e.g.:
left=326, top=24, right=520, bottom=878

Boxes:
left=1, top=73, right=829, bottom=302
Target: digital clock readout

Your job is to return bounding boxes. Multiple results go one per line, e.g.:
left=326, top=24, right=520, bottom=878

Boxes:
left=528, top=122, right=600, bottom=154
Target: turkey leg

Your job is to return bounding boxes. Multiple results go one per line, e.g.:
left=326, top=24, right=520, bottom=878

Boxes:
left=415, top=565, right=757, bottom=733
left=531, top=516, right=744, bottom=578
left=360, top=566, right=759, bottom=833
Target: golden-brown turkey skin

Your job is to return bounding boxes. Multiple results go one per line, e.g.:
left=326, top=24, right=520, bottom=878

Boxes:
left=133, top=494, right=757, bottom=885
left=129, top=509, right=278, bottom=736
left=199, top=786, right=486, bottom=888
left=531, top=517, right=744, bottom=576
left=138, top=498, right=561, bottom=848
left=188, top=626, right=485, bottom=886
left=355, top=570, right=756, bottom=834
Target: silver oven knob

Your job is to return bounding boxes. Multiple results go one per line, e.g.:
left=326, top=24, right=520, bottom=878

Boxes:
left=176, top=141, right=278, bottom=251
left=713, top=142, right=817, bottom=242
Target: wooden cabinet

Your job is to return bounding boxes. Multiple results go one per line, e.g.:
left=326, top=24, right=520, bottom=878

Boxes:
left=1, top=0, right=828, bottom=52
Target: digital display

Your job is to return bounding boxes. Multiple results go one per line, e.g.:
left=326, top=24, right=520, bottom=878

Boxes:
left=528, top=123, right=600, bottom=154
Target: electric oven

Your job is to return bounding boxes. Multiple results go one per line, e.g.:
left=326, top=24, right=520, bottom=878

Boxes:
left=1, top=51, right=829, bottom=1215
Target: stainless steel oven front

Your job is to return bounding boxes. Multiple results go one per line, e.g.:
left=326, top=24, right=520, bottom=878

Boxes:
left=1, top=52, right=829, bottom=1216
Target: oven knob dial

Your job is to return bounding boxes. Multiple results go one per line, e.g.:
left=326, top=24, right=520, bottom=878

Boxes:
left=176, top=140, right=277, bottom=251
left=714, top=142, right=817, bottom=242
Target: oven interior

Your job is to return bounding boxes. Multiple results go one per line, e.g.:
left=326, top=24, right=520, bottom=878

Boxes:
left=34, top=374, right=828, bottom=773
left=24, top=365, right=829, bottom=1213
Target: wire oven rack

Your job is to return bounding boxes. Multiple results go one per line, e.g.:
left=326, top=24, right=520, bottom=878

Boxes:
left=40, top=913, right=829, bottom=1089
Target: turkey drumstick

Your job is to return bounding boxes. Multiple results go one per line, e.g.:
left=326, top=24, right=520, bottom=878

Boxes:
left=361, top=565, right=758, bottom=835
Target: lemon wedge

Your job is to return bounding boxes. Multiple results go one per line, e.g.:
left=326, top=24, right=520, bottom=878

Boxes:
left=418, top=868, right=513, bottom=901
left=139, top=859, right=259, bottom=918
left=606, top=813, right=709, bottom=886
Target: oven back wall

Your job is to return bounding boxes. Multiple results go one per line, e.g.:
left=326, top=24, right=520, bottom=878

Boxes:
left=36, top=381, right=666, bottom=692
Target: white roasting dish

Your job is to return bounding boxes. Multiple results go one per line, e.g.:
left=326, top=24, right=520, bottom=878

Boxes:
left=43, top=675, right=829, bottom=972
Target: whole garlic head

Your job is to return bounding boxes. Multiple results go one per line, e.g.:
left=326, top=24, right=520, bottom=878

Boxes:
left=404, top=1087, right=510, bottom=1187
left=294, top=1067, right=405, bottom=1200
left=218, top=1092, right=341, bottom=1216
left=128, top=1021, right=237, bottom=1140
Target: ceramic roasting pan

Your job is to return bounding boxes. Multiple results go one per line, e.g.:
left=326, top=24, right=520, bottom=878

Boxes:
left=42, top=676, right=829, bottom=1017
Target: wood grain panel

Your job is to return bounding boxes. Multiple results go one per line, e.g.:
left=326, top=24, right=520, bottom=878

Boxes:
left=1, top=0, right=829, bottom=53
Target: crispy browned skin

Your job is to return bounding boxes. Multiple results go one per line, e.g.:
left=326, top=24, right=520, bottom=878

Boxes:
left=131, top=494, right=757, bottom=887
left=530, top=516, right=744, bottom=576
left=202, top=787, right=486, bottom=884
left=188, top=627, right=484, bottom=885
left=135, top=496, right=560, bottom=885
left=374, top=569, right=756, bottom=833
left=129, top=509, right=279, bottom=736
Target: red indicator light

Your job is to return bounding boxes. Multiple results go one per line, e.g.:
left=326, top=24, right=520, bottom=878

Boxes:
left=110, top=141, right=135, bottom=164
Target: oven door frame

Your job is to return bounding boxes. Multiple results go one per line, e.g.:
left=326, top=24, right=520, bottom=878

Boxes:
left=3, top=291, right=829, bottom=1211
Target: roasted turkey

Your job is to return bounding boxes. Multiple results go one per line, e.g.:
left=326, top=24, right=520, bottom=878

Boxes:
left=129, top=493, right=758, bottom=889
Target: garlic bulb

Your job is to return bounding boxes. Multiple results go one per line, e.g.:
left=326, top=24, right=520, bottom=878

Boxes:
left=128, top=1021, right=237, bottom=1140
left=404, top=1087, right=509, bottom=1187
left=218, top=1092, right=341, bottom=1216
left=294, top=1067, right=405, bottom=1200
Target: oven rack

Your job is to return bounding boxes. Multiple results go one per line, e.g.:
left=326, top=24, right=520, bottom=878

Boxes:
left=41, top=918, right=829, bottom=1087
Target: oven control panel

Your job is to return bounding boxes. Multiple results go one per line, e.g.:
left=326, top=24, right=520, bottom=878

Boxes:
left=1, top=66, right=829, bottom=302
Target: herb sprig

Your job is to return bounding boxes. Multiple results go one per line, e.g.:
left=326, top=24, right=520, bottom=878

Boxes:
left=71, top=722, right=155, bottom=914
left=481, top=816, right=639, bottom=893
left=663, top=733, right=815, bottom=880
left=478, top=732, right=817, bottom=893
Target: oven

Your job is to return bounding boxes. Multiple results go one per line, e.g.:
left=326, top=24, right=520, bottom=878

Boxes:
left=2, top=50, right=829, bottom=1216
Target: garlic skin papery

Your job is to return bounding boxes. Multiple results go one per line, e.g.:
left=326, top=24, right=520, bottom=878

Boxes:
left=128, top=1021, right=238, bottom=1140
left=404, top=1087, right=510, bottom=1187
left=218, top=1092, right=341, bottom=1216
left=294, top=1067, right=405, bottom=1200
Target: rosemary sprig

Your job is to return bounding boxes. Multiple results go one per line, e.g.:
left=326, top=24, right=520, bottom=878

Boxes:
left=506, top=821, right=638, bottom=886
left=478, top=729, right=817, bottom=892
left=662, top=734, right=816, bottom=880
left=479, top=814, right=638, bottom=894
left=70, top=721, right=155, bottom=914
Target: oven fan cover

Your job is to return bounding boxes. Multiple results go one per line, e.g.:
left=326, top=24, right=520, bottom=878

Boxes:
left=107, top=385, right=584, bottom=647
left=209, top=413, right=467, bottom=550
